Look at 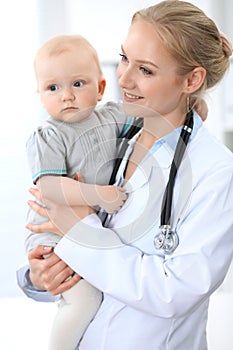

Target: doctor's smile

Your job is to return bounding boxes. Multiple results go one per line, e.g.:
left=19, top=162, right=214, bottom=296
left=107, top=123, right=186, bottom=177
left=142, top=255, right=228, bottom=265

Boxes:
left=123, top=91, right=143, bottom=101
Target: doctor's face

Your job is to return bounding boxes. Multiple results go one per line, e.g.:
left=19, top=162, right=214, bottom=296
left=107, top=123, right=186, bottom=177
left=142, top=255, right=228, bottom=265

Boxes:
left=117, top=19, right=187, bottom=121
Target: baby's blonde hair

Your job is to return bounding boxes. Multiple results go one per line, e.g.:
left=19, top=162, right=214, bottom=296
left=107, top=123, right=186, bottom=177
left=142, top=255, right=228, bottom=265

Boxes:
left=34, top=34, right=103, bottom=78
left=133, top=0, right=231, bottom=98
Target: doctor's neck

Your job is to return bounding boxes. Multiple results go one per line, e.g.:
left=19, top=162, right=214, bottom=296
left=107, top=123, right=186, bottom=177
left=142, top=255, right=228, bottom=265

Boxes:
left=142, top=111, right=187, bottom=143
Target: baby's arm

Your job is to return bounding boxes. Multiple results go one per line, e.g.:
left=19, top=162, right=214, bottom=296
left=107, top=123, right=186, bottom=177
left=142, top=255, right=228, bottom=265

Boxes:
left=37, top=176, right=127, bottom=214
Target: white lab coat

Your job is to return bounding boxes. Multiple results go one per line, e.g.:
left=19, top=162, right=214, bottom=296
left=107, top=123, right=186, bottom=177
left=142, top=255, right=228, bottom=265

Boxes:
left=19, top=112, right=233, bottom=349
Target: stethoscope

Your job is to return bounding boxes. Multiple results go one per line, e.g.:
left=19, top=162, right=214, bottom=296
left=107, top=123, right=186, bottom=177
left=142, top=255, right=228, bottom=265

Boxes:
left=107, top=109, right=194, bottom=254
left=154, top=109, right=194, bottom=254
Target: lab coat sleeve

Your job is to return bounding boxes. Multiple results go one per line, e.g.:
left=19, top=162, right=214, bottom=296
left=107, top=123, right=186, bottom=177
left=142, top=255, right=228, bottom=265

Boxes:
left=54, top=165, right=233, bottom=319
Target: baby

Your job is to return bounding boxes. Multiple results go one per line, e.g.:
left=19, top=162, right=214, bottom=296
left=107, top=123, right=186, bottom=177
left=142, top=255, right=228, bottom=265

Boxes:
left=25, top=34, right=132, bottom=349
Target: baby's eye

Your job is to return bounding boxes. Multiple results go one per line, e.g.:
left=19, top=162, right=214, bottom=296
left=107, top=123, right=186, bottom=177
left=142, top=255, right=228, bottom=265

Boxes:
left=74, top=81, right=84, bottom=87
left=140, top=66, right=152, bottom=75
left=49, top=85, right=58, bottom=91
left=119, top=53, right=128, bottom=63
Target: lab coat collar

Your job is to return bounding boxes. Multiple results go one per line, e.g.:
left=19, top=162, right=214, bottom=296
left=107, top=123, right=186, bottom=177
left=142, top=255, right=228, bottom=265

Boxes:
left=124, top=111, right=202, bottom=191
left=129, top=110, right=202, bottom=168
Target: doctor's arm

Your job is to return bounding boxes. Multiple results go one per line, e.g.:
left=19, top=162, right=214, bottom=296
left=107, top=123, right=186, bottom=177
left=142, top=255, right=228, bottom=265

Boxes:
left=26, top=167, right=233, bottom=317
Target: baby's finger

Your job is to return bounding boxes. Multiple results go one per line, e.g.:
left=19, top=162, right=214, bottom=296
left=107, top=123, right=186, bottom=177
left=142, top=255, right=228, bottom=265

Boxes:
left=117, top=187, right=125, bottom=192
left=119, top=191, right=128, bottom=202
left=116, top=187, right=128, bottom=199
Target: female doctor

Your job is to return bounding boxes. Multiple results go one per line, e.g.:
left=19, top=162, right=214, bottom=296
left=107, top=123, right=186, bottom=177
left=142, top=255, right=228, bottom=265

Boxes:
left=19, top=1, right=233, bottom=349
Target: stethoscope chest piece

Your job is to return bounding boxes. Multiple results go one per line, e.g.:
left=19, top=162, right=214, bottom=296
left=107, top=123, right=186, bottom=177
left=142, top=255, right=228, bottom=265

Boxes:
left=154, top=225, right=179, bottom=255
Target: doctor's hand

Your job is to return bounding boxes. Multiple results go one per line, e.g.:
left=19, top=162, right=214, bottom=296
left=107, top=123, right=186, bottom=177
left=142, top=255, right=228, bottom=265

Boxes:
left=28, top=245, right=81, bottom=295
left=26, top=187, right=95, bottom=237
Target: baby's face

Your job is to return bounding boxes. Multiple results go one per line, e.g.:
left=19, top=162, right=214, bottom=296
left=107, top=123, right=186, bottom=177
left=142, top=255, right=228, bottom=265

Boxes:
left=36, top=47, right=105, bottom=122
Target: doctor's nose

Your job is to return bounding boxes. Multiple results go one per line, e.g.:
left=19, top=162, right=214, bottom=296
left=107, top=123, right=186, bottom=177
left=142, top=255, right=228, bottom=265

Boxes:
left=117, top=66, right=135, bottom=90
left=61, top=88, right=75, bottom=102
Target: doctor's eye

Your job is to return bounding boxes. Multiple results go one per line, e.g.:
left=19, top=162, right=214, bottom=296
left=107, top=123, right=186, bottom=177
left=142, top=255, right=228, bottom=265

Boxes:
left=74, top=81, right=84, bottom=88
left=140, top=66, right=152, bottom=75
left=119, top=53, right=128, bottom=63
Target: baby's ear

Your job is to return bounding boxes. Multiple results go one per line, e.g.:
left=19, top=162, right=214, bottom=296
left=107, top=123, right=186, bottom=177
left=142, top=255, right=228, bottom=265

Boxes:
left=98, top=78, right=106, bottom=101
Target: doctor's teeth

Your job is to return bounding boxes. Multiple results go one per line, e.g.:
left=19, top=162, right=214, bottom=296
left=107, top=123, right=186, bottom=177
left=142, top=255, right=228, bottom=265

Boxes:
left=126, top=93, right=140, bottom=99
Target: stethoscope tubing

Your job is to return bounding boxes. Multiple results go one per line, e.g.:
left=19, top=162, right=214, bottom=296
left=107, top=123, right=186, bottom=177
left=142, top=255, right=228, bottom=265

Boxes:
left=107, top=110, right=194, bottom=254
left=108, top=117, right=143, bottom=186
left=160, top=110, right=194, bottom=227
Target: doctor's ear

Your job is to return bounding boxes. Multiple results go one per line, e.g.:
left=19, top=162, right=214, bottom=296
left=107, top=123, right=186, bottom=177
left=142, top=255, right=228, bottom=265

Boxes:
left=185, top=67, right=206, bottom=94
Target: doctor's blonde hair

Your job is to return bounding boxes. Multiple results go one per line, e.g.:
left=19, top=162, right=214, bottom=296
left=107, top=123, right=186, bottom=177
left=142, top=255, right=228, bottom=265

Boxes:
left=132, top=0, right=231, bottom=98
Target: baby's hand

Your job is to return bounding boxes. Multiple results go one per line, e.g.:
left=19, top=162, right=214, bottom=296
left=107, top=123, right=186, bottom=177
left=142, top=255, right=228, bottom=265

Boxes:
left=97, top=185, right=127, bottom=214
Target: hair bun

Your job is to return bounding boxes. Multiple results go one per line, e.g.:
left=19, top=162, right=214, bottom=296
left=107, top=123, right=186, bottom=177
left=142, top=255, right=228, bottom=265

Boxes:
left=220, top=31, right=233, bottom=57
